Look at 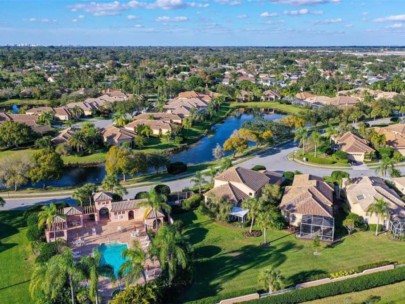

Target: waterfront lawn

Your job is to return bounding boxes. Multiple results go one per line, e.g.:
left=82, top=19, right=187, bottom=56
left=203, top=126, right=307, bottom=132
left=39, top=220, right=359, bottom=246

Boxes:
left=230, top=101, right=304, bottom=115
left=0, top=211, right=34, bottom=304
left=62, top=152, right=106, bottom=165
left=173, top=211, right=405, bottom=304
left=305, top=280, right=405, bottom=304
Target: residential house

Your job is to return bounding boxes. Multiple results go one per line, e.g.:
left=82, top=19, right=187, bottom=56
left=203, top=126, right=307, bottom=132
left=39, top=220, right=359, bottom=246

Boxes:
left=51, top=127, right=77, bottom=145
left=236, top=90, right=254, bottom=102
left=102, top=125, right=137, bottom=146
left=330, top=96, right=360, bottom=108
left=261, top=90, right=281, bottom=101
left=280, top=174, right=334, bottom=227
left=125, top=119, right=173, bottom=136
left=333, top=132, right=375, bottom=162
left=295, top=92, right=315, bottom=100
left=134, top=112, right=182, bottom=124
left=54, top=107, right=73, bottom=121
left=26, top=106, right=54, bottom=116
left=342, top=176, right=405, bottom=228
left=374, top=124, right=405, bottom=156
left=393, top=177, right=405, bottom=195
left=0, top=113, right=53, bottom=135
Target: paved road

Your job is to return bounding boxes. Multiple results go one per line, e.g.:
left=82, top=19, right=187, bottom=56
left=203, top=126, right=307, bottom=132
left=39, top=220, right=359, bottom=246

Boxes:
left=2, top=140, right=404, bottom=211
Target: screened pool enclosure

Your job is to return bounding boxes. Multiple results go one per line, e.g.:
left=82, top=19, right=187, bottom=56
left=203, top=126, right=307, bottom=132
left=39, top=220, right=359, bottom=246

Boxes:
left=299, top=215, right=335, bottom=241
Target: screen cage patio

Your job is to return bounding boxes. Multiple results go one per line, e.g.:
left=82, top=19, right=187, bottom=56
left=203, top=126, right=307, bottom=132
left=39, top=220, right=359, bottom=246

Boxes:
left=299, top=215, right=335, bottom=242
left=389, top=217, right=405, bottom=240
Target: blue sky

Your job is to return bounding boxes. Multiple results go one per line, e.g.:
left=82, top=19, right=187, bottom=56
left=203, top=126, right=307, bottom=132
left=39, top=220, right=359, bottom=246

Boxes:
left=1, top=0, right=405, bottom=46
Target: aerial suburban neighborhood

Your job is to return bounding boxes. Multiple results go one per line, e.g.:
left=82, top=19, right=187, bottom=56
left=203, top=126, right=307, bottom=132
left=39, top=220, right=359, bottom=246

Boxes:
left=1, top=2, right=405, bottom=304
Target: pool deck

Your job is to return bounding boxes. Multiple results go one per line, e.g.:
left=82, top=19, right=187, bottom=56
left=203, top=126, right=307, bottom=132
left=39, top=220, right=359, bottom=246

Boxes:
left=68, top=219, right=161, bottom=302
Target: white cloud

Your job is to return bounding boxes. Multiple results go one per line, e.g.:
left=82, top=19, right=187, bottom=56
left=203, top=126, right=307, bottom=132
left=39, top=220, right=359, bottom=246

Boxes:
left=156, top=16, right=189, bottom=22
left=271, top=0, right=339, bottom=6
left=260, top=12, right=278, bottom=18
left=216, top=0, right=242, bottom=5
left=69, top=1, right=129, bottom=16
left=237, top=14, right=248, bottom=19
left=149, top=0, right=209, bottom=9
left=386, top=23, right=403, bottom=29
left=374, top=14, right=405, bottom=23
left=134, top=24, right=143, bottom=28
left=127, top=15, right=138, bottom=20
left=345, top=23, right=353, bottom=27
left=284, top=9, right=323, bottom=15
left=314, top=18, right=342, bottom=25
left=26, top=18, right=57, bottom=23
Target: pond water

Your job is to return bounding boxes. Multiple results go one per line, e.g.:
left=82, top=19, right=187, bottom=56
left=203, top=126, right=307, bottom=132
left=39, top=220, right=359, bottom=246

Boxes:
left=27, top=112, right=284, bottom=188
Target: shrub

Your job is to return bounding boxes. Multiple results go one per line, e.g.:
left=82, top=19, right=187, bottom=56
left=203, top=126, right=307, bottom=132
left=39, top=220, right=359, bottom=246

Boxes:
left=251, top=165, right=266, bottom=171
left=243, top=230, right=262, bottom=237
left=154, top=184, right=171, bottom=196
left=333, top=150, right=347, bottom=160
left=390, top=117, right=400, bottom=122
left=26, top=213, right=43, bottom=242
left=36, top=242, right=59, bottom=263
left=377, top=147, right=394, bottom=159
left=368, top=224, right=383, bottom=232
left=252, top=266, right=405, bottom=304
left=329, top=269, right=356, bottom=279
left=318, top=145, right=332, bottom=155
left=135, top=191, right=148, bottom=199
left=356, top=261, right=394, bottom=273
left=167, top=162, right=187, bottom=175
left=182, top=194, right=203, bottom=210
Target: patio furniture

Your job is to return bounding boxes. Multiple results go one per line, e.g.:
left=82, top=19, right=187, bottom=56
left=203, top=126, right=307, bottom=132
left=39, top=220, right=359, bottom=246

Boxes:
left=130, top=231, right=139, bottom=238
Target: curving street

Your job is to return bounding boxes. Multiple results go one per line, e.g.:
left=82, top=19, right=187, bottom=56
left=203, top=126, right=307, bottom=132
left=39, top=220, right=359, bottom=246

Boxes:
left=2, top=140, right=404, bottom=211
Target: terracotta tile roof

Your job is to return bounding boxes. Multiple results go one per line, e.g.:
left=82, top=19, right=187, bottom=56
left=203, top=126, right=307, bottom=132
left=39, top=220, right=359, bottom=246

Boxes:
left=263, top=170, right=284, bottom=185
left=145, top=208, right=165, bottom=219
left=54, top=107, right=72, bottom=117
left=111, top=199, right=145, bottom=212
left=93, top=191, right=113, bottom=202
left=205, top=182, right=249, bottom=203
left=134, top=112, right=182, bottom=123
left=125, top=119, right=173, bottom=132
left=102, top=126, right=136, bottom=145
left=26, top=107, right=54, bottom=115
left=215, top=167, right=271, bottom=192
left=295, top=92, right=315, bottom=100
left=280, top=174, right=334, bottom=218
left=375, top=124, right=405, bottom=149
left=393, top=177, right=405, bottom=188
left=343, top=176, right=405, bottom=218
left=336, top=132, right=375, bottom=154
left=330, top=96, right=360, bottom=107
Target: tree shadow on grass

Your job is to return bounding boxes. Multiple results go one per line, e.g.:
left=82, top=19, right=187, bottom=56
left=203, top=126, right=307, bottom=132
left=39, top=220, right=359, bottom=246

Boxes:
left=194, top=245, right=222, bottom=259
left=0, top=211, right=25, bottom=241
left=288, top=269, right=328, bottom=286
left=180, top=241, right=301, bottom=303
left=185, top=226, right=209, bottom=245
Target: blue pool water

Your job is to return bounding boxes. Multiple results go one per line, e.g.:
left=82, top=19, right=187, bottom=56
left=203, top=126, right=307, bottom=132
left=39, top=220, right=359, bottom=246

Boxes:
left=99, top=243, right=128, bottom=277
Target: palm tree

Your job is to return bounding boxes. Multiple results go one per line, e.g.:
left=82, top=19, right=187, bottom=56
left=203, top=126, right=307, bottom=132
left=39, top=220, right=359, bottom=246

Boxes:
left=375, top=158, right=397, bottom=177
left=118, top=240, right=147, bottom=286
left=205, top=166, right=217, bottom=185
left=140, top=125, right=153, bottom=138
left=294, top=127, right=308, bottom=153
left=71, top=106, right=84, bottom=121
left=191, top=171, right=207, bottom=194
left=101, top=175, right=127, bottom=198
left=311, top=131, right=321, bottom=158
left=219, top=157, right=232, bottom=172
left=367, top=198, right=390, bottom=236
left=29, top=263, right=48, bottom=301
left=38, top=203, right=58, bottom=242
left=69, top=132, right=86, bottom=153
left=258, top=268, right=284, bottom=294
left=324, top=124, right=338, bottom=143
left=242, top=197, right=261, bottom=233
left=149, top=225, right=188, bottom=284
left=140, top=188, right=171, bottom=230
left=257, top=210, right=272, bottom=245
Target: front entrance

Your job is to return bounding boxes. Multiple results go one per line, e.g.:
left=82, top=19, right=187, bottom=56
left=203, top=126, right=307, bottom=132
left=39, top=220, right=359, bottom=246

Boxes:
left=128, top=210, right=134, bottom=220
left=99, top=207, right=110, bottom=220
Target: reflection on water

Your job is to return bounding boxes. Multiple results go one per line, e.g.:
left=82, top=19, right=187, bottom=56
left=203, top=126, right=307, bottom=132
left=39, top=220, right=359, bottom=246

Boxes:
left=26, top=113, right=283, bottom=188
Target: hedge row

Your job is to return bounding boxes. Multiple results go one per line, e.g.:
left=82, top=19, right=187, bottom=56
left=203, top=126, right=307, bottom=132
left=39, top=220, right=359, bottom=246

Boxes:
left=250, top=266, right=405, bottom=304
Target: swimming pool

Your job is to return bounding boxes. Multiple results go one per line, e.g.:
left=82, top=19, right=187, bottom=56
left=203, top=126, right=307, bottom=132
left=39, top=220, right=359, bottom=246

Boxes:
left=98, top=243, right=128, bottom=277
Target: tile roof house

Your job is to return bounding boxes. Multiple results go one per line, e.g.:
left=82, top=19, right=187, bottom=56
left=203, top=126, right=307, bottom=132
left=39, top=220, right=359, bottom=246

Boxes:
left=51, top=127, right=77, bottom=145
left=236, top=90, right=254, bottom=102
left=134, top=113, right=182, bottom=124
left=343, top=176, right=405, bottom=228
left=204, top=167, right=283, bottom=204
left=393, top=177, right=405, bottom=195
left=330, top=96, right=360, bottom=108
left=124, top=119, right=173, bottom=136
left=261, top=90, right=281, bottom=101
left=333, top=132, right=375, bottom=162
left=295, top=92, right=315, bottom=100
left=280, top=174, right=334, bottom=227
left=102, top=125, right=136, bottom=146
left=375, top=124, right=405, bottom=156
left=26, top=106, right=54, bottom=116
left=0, top=113, right=53, bottom=135
left=53, top=107, right=73, bottom=121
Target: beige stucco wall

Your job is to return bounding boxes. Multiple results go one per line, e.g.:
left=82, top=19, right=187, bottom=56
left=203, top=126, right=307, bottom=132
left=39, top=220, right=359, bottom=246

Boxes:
left=348, top=200, right=389, bottom=228
left=214, top=180, right=257, bottom=197
left=347, top=152, right=365, bottom=162
left=394, top=181, right=405, bottom=195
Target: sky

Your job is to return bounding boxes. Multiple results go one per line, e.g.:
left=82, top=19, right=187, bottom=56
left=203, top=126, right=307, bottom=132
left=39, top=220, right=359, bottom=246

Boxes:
left=1, top=0, right=405, bottom=46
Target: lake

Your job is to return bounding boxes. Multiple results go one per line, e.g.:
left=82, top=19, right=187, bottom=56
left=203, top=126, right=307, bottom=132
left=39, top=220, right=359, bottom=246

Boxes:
left=30, top=112, right=284, bottom=188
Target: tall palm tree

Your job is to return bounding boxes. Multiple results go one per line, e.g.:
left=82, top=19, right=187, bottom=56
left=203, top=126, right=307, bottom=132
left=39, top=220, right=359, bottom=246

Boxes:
left=38, top=203, right=58, bottom=242
left=294, top=127, right=308, bottom=153
left=140, top=188, right=171, bottom=229
left=118, top=240, right=147, bottom=286
left=69, top=132, right=86, bottom=153
left=149, top=225, right=188, bottom=284
left=242, top=197, right=261, bottom=234
left=324, top=124, right=338, bottom=143
left=191, top=171, right=207, bottom=194
left=258, top=268, right=284, bottom=294
left=311, top=131, right=321, bottom=158
left=205, top=167, right=217, bottom=185
left=375, top=158, right=397, bottom=177
left=140, top=125, right=153, bottom=138
left=80, top=250, right=113, bottom=304
left=101, top=175, right=128, bottom=198
left=367, top=198, right=390, bottom=236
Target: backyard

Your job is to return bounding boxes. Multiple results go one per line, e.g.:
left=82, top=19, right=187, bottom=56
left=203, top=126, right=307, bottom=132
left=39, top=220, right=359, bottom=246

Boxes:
left=230, top=101, right=304, bottom=115
left=173, top=211, right=405, bottom=304
left=0, top=211, right=34, bottom=304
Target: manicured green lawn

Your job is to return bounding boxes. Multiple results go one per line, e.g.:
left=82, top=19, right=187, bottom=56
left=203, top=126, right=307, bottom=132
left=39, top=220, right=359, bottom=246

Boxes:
left=0, top=149, right=38, bottom=160
left=0, top=211, right=34, bottom=304
left=230, top=101, right=305, bottom=115
left=173, top=211, right=405, bottom=304
left=305, top=280, right=405, bottom=304
left=62, top=152, right=106, bottom=165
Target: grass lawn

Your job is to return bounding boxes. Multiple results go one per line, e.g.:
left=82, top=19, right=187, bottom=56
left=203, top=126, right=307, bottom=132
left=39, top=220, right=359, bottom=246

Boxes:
left=0, top=149, right=38, bottom=160
left=230, top=101, right=304, bottom=115
left=62, top=152, right=106, bottom=165
left=0, top=99, right=50, bottom=106
left=305, top=280, right=405, bottom=304
left=0, top=211, right=34, bottom=304
left=173, top=211, right=405, bottom=304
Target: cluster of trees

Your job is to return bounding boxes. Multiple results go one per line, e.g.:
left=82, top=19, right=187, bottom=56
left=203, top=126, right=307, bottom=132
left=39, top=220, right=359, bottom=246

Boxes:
left=0, top=148, right=63, bottom=190
left=0, top=121, right=38, bottom=148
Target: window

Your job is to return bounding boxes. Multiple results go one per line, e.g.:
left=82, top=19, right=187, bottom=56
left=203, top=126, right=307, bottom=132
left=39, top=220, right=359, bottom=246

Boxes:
left=356, top=194, right=365, bottom=201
